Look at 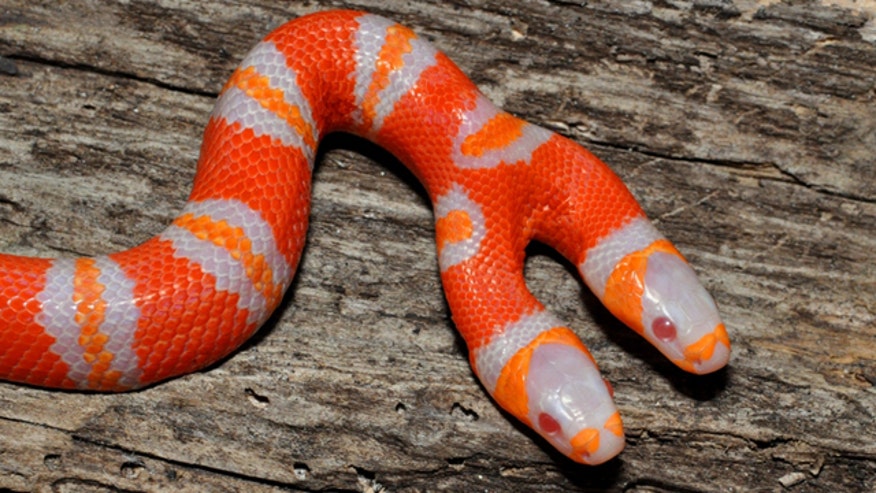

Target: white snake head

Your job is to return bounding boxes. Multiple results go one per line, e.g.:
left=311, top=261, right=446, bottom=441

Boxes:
left=525, top=342, right=625, bottom=465
left=637, top=250, right=731, bottom=374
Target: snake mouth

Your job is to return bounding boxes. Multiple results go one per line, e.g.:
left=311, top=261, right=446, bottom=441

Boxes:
left=570, top=412, right=625, bottom=465
left=674, top=323, right=731, bottom=374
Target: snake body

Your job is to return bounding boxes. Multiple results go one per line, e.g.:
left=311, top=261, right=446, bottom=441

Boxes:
left=0, top=10, right=730, bottom=464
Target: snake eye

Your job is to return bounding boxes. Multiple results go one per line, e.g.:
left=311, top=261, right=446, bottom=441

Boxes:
left=651, top=316, right=677, bottom=342
left=538, top=412, right=562, bottom=435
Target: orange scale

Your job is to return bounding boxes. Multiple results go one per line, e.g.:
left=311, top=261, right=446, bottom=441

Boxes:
left=7, top=295, right=27, bottom=312
left=28, top=360, right=52, bottom=378
left=15, top=310, right=35, bottom=327
left=93, top=351, right=114, bottom=366
left=201, top=320, right=220, bottom=340
left=164, top=341, right=185, bottom=362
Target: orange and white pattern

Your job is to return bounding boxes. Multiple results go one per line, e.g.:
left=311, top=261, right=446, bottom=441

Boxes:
left=434, top=184, right=486, bottom=270
left=0, top=10, right=730, bottom=465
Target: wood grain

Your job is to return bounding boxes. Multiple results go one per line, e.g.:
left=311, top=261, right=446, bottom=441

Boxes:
left=0, top=1, right=874, bottom=491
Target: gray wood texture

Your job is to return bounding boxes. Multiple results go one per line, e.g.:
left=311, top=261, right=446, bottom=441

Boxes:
left=0, top=1, right=874, bottom=491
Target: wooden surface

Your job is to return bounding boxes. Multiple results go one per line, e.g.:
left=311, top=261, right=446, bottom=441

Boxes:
left=1, top=1, right=874, bottom=491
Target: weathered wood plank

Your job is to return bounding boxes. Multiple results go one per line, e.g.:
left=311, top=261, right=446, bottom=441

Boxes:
left=1, top=1, right=874, bottom=491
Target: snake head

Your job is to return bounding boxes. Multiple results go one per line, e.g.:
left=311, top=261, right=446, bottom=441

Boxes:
left=579, top=217, right=730, bottom=375
left=524, top=342, right=625, bottom=465
left=636, top=250, right=730, bottom=374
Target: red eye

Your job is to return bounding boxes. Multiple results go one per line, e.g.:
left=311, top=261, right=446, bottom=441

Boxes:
left=652, top=316, right=677, bottom=342
left=538, top=412, right=561, bottom=434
